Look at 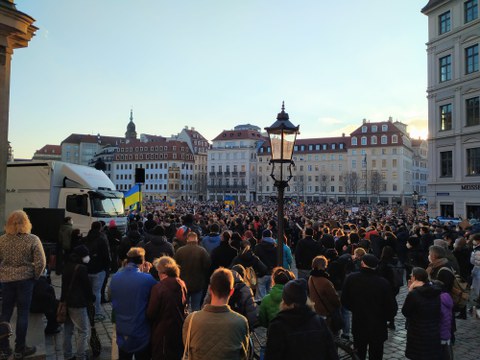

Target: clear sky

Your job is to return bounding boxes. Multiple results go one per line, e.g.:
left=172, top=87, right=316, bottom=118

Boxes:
left=10, top=0, right=429, bottom=158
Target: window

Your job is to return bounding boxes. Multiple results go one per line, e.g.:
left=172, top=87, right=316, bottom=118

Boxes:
left=466, top=96, right=480, bottom=126
left=465, top=0, right=478, bottom=23
left=392, top=134, right=398, bottom=143
left=371, top=136, right=377, bottom=145
left=393, top=159, right=398, bottom=167
left=351, top=137, right=357, bottom=146
left=439, top=55, right=452, bottom=82
left=439, top=11, right=451, bottom=34
left=440, top=151, right=453, bottom=177
left=467, top=147, right=480, bottom=175
left=440, top=104, right=453, bottom=130
left=466, top=44, right=479, bottom=74
left=361, top=137, right=367, bottom=145
left=382, top=125, right=388, bottom=131
left=361, top=126, right=367, bottom=133
left=381, top=135, right=388, bottom=144
left=371, top=125, right=377, bottom=132
left=393, top=184, right=398, bottom=192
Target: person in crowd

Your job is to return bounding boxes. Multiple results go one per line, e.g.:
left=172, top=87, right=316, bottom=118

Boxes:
left=230, top=232, right=243, bottom=252
left=200, top=223, right=221, bottom=255
left=143, top=225, right=175, bottom=263
left=434, top=239, right=460, bottom=273
left=174, top=232, right=211, bottom=311
left=377, top=245, right=403, bottom=329
left=147, top=256, right=187, bottom=360
left=231, top=240, right=268, bottom=287
left=144, top=213, right=157, bottom=234
left=405, top=236, right=425, bottom=280
left=118, top=222, right=144, bottom=263
left=281, top=235, right=294, bottom=270
left=70, top=228, right=84, bottom=252
left=30, top=272, right=60, bottom=335
left=426, top=245, right=456, bottom=288
left=254, top=230, right=278, bottom=300
left=203, top=264, right=258, bottom=328
left=61, top=245, right=95, bottom=360
left=0, top=210, right=46, bottom=360
left=341, top=254, right=397, bottom=360
left=453, top=237, right=473, bottom=284
left=308, top=255, right=341, bottom=334
left=469, top=233, right=480, bottom=307
left=402, top=267, right=442, bottom=360
left=295, top=228, right=324, bottom=280
left=182, top=268, right=249, bottom=360
left=265, top=278, right=339, bottom=360
left=84, top=221, right=110, bottom=321
left=105, top=220, right=123, bottom=272
left=110, top=247, right=156, bottom=360
left=210, top=231, right=237, bottom=273
left=258, top=267, right=294, bottom=328
left=57, top=216, right=73, bottom=274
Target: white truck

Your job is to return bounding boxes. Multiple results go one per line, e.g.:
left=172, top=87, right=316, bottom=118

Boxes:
left=6, top=161, right=127, bottom=236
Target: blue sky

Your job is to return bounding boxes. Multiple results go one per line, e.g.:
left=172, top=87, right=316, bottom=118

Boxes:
left=10, top=1, right=429, bottom=158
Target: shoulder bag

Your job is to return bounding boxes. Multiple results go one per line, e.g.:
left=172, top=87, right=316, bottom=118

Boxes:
left=309, top=277, right=344, bottom=333
left=182, top=311, right=196, bottom=360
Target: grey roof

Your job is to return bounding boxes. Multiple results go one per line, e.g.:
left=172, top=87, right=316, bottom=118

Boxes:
left=421, top=0, right=449, bottom=14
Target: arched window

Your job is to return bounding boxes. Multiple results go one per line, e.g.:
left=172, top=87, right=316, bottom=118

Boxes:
left=392, top=134, right=398, bottom=143
left=371, top=136, right=377, bottom=145
left=361, top=136, right=367, bottom=145
left=381, top=135, right=388, bottom=144
left=351, top=137, right=358, bottom=146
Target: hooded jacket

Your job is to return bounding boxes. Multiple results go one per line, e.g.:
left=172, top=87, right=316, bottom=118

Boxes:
left=255, top=239, right=277, bottom=274
left=402, top=283, right=442, bottom=360
left=143, top=234, right=174, bottom=263
left=201, top=233, right=221, bottom=255
left=259, top=284, right=284, bottom=327
left=265, top=305, right=339, bottom=360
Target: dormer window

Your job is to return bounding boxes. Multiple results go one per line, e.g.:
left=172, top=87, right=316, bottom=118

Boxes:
left=331, top=144, right=336, bottom=150
left=381, top=135, right=388, bottom=144
left=361, top=126, right=368, bottom=133
left=361, top=137, right=367, bottom=145
left=371, top=136, right=377, bottom=145
left=351, top=137, right=358, bottom=146
left=382, top=124, right=388, bottom=131
left=372, top=125, right=377, bottom=132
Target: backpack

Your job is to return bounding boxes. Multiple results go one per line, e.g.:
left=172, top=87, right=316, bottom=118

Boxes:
left=228, top=283, right=246, bottom=315
left=243, top=266, right=257, bottom=290
left=387, top=259, right=404, bottom=288
left=439, top=267, right=470, bottom=308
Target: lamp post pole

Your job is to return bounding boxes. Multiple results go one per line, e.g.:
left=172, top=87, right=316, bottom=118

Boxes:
left=265, top=102, right=299, bottom=267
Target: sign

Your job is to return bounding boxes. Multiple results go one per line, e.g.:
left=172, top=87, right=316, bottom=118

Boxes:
left=351, top=207, right=359, bottom=213
left=436, top=192, right=450, bottom=196
left=461, top=184, right=480, bottom=190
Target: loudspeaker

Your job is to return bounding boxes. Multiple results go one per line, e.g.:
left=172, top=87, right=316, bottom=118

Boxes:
left=135, top=167, right=145, bottom=183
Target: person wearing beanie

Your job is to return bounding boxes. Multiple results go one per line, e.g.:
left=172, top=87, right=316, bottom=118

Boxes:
left=61, top=244, right=95, bottom=360
left=265, top=278, right=338, bottom=360
left=341, top=253, right=397, bottom=360
left=259, top=267, right=295, bottom=327
left=110, top=247, right=157, bottom=359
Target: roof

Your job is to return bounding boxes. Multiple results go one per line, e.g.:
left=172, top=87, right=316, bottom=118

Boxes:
left=421, top=0, right=449, bottom=14
left=34, top=144, right=61, bottom=155
left=212, top=129, right=264, bottom=141
left=349, top=121, right=407, bottom=147
left=259, top=136, right=348, bottom=154
left=61, top=133, right=123, bottom=146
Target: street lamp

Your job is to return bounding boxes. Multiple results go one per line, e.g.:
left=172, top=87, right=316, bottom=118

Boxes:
left=265, top=102, right=299, bottom=267
left=412, top=190, right=419, bottom=221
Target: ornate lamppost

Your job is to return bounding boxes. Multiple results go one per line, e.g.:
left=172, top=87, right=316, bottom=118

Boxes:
left=265, top=102, right=299, bottom=266
left=412, top=190, right=419, bottom=221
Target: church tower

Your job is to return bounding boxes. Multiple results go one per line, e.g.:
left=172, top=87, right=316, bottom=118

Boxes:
left=125, top=109, right=137, bottom=141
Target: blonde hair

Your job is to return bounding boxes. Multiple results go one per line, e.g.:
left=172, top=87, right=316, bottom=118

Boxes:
left=312, top=255, right=328, bottom=270
left=154, top=256, right=180, bottom=277
left=5, top=210, right=32, bottom=235
left=354, top=247, right=366, bottom=258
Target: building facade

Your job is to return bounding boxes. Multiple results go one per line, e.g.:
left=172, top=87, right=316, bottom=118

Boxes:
left=207, top=124, right=264, bottom=202
left=411, top=139, right=429, bottom=196
left=61, top=133, right=123, bottom=166
left=32, top=144, right=62, bottom=161
left=423, top=0, right=480, bottom=219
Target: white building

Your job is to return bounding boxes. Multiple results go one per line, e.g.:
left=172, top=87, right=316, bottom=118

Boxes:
left=207, top=124, right=265, bottom=202
left=423, top=0, right=480, bottom=219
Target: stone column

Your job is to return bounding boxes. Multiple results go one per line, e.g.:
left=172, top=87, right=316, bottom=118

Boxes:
left=0, top=1, right=37, bottom=231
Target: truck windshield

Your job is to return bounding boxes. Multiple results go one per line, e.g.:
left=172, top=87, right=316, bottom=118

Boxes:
left=91, top=196, right=125, bottom=217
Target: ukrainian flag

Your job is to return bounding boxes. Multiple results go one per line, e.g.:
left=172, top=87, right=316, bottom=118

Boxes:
left=124, top=184, right=142, bottom=210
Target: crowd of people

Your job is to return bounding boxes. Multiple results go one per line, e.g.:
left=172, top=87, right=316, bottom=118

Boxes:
left=0, top=200, right=479, bottom=360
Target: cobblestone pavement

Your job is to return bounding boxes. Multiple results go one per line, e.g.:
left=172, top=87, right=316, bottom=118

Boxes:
left=44, top=273, right=479, bottom=360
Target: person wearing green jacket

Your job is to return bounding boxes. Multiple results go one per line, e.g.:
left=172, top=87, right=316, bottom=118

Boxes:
left=259, top=267, right=295, bottom=327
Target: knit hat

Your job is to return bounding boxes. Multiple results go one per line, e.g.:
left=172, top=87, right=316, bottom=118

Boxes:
left=361, top=254, right=379, bottom=268
left=434, top=239, right=448, bottom=249
left=73, top=245, right=89, bottom=258
left=282, top=279, right=308, bottom=306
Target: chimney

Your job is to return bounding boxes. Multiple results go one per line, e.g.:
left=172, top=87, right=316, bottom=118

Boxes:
left=388, top=116, right=393, bottom=123
left=342, top=133, right=345, bottom=137
left=362, top=118, right=367, bottom=124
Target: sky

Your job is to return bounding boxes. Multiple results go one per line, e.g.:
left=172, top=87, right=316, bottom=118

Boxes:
left=9, top=1, right=429, bottom=158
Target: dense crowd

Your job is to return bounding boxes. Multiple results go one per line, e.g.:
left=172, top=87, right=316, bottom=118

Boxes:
left=0, top=201, right=479, bottom=360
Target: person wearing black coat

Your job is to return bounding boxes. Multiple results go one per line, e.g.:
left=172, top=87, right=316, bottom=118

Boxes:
left=402, top=267, right=442, bottom=360
left=231, top=241, right=268, bottom=277
left=61, top=245, right=95, bottom=360
left=265, top=279, right=338, bottom=360
left=295, top=228, right=324, bottom=280
left=210, top=231, right=238, bottom=273
left=341, top=254, right=397, bottom=360
left=143, top=225, right=175, bottom=263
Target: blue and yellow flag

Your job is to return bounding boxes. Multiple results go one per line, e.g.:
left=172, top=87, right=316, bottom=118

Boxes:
left=124, top=184, right=142, bottom=210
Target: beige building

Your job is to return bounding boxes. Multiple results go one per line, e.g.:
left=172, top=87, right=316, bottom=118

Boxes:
left=422, top=0, right=480, bottom=219
left=32, top=144, right=62, bottom=161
